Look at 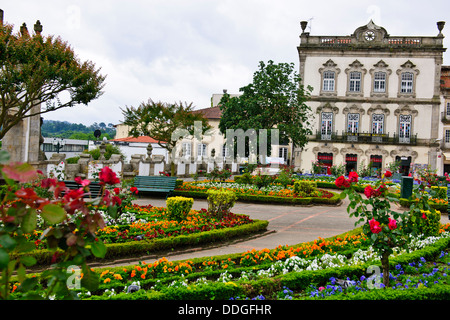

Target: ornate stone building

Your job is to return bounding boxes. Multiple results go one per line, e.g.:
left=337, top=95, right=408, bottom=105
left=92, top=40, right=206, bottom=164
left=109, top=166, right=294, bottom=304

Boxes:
left=294, top=20, right=446, bottom=176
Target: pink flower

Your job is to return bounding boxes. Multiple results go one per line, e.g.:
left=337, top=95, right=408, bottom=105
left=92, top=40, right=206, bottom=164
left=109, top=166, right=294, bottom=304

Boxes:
left=388, top=218, right=397, bottom=230
left=318, top=286, right=325, bottom=291
left=369, top=218, right=382, bottom=234
left=75, top=176, right=91, bottom=187
left=422, top=212, right=427, bottom=219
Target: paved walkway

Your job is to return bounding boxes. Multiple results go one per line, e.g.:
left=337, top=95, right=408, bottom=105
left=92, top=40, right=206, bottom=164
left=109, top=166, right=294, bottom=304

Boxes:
left=94, top=194, right=449, bottom=268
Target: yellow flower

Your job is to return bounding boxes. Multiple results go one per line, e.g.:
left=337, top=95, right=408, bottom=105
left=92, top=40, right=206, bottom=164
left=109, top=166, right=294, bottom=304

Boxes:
left=114, top=274, right=123, bottom=280
left=104, top=278, right=111, bottom=283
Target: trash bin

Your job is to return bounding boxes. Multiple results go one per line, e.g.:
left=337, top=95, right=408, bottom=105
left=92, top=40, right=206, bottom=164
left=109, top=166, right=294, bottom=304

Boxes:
left=400, top=176, right=413, bottom=199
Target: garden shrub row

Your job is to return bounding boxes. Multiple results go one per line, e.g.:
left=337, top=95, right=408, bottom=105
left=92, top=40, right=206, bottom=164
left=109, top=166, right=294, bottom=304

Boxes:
left=15, top=218, right=269, bottom=267
left=173, top=189, right=341, bottom=206
left=399, top=198, right=448, bottom=213
left=88, top=233, right=450, bottom=300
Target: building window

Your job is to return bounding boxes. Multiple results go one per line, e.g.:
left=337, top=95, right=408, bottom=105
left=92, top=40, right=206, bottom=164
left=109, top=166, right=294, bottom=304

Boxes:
left=445, top=130, right=450, bottom=143
left=347, top=113, right=360, bottom=133
left=446, top=102, right=450, bottom=116
left=396, top=60, right=419, bottom=97
left=182, top=142, right=191, bottom=157
left=401, top=72, right=414, bottom=93
left=369, top=60, right=391, bottom=97
left=222, top=144, right=229, bottom=157
left=322, top=71, right=335, bottom=91
left=373, top=72, right=386, bottom=92
left=372, top=114, right=384, bottom=134
left=349, top=72, right=361, bottom=92
left=399, top=115, right=412, bottom=143
left=321, top=112, right=333, bottom=140
left=279, top=147, right=288, bottom=162
left=197, top=143, right=207, bottom=157
left=319, top=59, right=340, bottom=96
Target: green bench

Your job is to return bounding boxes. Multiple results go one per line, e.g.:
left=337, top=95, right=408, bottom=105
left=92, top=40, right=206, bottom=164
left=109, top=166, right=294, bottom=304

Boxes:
left=63, top=180, right=104, bottom=198
left=133, top=176, right=177, bottom=198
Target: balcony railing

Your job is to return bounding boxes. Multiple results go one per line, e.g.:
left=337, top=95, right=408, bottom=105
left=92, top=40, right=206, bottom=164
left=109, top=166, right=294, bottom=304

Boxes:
left=313, top=131, right=417, bottom=145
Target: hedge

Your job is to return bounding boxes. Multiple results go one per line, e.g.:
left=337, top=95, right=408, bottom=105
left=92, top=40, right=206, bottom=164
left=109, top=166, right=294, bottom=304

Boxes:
left=173, top=190, right=342, bottom=206
left=399, top=198, right=448, bottom=213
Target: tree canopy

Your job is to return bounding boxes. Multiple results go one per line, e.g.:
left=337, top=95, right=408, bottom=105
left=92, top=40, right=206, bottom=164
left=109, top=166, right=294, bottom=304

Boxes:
left=121, top=99, right=211, bottom=175
left=218, top=60, right=313, bottom=159
left=0, top=21, right=106, bottom=139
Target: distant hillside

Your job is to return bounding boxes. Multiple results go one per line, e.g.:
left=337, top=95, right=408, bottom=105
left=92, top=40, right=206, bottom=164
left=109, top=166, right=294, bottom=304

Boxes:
left=41, top=120, right=116, bottom=140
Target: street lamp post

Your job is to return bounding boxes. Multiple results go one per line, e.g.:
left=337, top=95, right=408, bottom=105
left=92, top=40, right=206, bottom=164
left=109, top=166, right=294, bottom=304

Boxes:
left=52, top=138, right=65, bottom=154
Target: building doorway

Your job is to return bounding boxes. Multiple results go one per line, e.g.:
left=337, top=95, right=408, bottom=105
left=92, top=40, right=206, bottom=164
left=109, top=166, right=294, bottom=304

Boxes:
left=370, top=155, right=382, bottom=177
left=318, top=152, right=333, bottom=174
left=345, top=154, right=358, bottom=175
left=396, top=156, right=412, bottom=176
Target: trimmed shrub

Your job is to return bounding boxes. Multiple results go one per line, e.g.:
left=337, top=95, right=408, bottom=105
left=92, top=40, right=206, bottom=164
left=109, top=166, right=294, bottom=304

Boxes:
left=408, top=210, right=441, bottom=237
left=166, top=196, right=194, bottom=222
left=294, top=180, right=317, bottom=196
left=207, top=189, right=237, bottom=219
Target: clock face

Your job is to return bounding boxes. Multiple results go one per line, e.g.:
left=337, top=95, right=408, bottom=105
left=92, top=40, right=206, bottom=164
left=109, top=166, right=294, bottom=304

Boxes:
left=364, top=30, right=376, bottom=41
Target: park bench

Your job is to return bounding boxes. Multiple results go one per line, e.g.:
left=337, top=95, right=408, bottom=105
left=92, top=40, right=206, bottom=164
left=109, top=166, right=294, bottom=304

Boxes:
left=63, top=180, right=104, bottom=198
left=133, top=176, right=178, bottom=198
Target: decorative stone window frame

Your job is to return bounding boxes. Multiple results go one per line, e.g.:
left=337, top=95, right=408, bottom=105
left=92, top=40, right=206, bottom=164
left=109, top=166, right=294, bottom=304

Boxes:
left=319, top=59, right=340, bottom=96
left=312, top=144, right=339, bottom=166
left=369, top=60, right=392, bottom=98
left=343, top=104, right=365, bottom=134
left=390, top=145, right=418, bottom=164
left=396, top=60, right=420, bottom=98
left=345, top=60, right=367, bottom=97
left=394, top=104, right=418, bottom=142
left=365, top=145, right=389, bottom=171
left=367, top=104, right=390, bottom=135
left=316, top=102, right=339, bottom=133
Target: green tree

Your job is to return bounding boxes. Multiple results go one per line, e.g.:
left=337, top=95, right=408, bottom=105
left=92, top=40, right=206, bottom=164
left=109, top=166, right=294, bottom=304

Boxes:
left=121, top=99, right=211, bottom=175
left=218, top=60, right=313, bottom=160
left=0, top=21, right=106, bottom=139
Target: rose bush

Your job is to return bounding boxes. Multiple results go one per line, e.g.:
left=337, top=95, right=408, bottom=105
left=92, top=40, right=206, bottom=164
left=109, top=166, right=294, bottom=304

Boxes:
left=336, top=171, right=422, bottom=287
left=0, top=150, right=123, bottom=300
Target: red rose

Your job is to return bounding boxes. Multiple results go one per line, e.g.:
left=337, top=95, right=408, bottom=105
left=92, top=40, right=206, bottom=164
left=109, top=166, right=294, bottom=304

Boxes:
left=369, top=218, right=381, bottom=234
left=335, top=176, right=346, bottom=188
left=364, top=185, right=375, bottom=198
left=99, top=167, right=120, bottom=185
left=388, top=218, right=397, bottom=230
left=348, top=171, right=359, bottom=183
left=114, top=187, right=120, bottom=194
left=385, top=170, right=392, bottom=178
left=130, top=187, right=138, bottom=194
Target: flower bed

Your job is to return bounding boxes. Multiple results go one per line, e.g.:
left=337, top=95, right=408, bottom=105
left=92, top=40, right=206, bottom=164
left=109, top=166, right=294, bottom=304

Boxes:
left=174, top=181, right=341, bottom=205
left=11, top=224, right=448, bottom=300
left=14, top=203, right=268, bottom=266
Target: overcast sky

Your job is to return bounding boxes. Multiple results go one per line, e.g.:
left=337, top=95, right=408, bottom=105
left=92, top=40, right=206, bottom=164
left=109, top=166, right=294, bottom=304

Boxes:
left=2, top=0, right=449, bottom=127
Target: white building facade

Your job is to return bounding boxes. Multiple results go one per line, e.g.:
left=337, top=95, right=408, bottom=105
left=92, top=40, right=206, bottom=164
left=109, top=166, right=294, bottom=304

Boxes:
left=294, top=20, right=446, bottom=176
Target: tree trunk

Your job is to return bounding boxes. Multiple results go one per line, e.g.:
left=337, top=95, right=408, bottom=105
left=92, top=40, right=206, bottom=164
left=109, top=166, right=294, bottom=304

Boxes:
left=381, top=250, right=390, bottom=288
